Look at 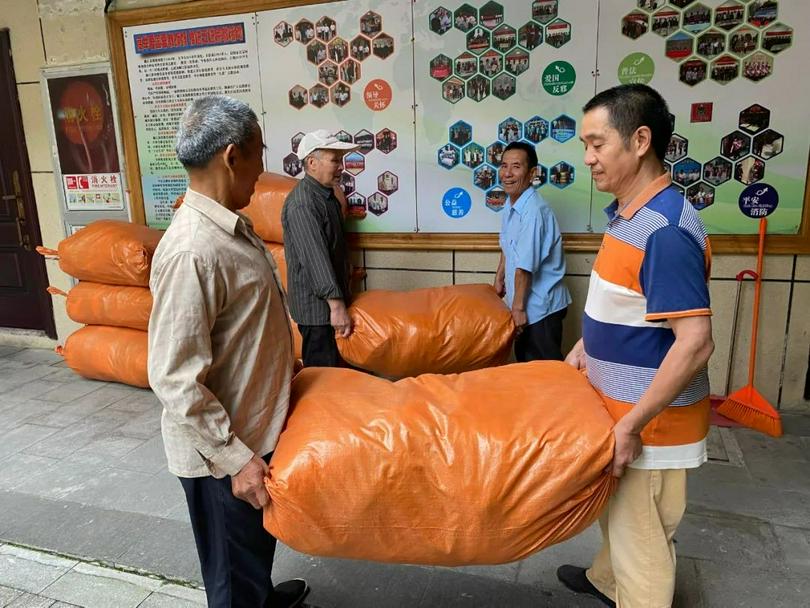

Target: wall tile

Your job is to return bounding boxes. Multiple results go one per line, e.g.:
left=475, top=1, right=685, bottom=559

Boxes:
left=565, top=252, right=596, bottom=276
left=712, top=254, right=793, bottom=281
left=454, top=250, right=500, bottom=272
left=18, top=83, right=52, bottom=173
left=0, top=1, right=45, bottom=82
left=796, top=256, right=810, bottom=281
left=454, top=272, right=495, bottom=286
left=39, top=0, right=108, bottom=65
left=364, top=249, right=452, bottom=271
left=780, top=284, right=810, bottom=411
left=364, top=269, right=452, bottom=291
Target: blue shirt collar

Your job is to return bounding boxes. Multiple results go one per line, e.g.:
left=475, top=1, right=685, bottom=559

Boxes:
left=507, top=187, right=534, bottom=214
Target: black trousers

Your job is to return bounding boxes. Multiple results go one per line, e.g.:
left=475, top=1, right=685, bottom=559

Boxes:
left=514, top=307, right=567, bottom=362
left=298, top=324, right=341, bottom=367
left=179, top=454, right=281, bottom=608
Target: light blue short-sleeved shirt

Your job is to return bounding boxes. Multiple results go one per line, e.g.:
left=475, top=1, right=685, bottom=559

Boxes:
left=499, top=187, right=571, bottom=324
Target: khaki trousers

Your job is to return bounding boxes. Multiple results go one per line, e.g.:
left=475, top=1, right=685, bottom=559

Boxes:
left=586, top=468, right=687, bottom=608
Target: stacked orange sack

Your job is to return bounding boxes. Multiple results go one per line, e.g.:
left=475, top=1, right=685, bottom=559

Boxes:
left=264, top=362, right=616, bottom=565
left=39, top=220, right=160, bottom=388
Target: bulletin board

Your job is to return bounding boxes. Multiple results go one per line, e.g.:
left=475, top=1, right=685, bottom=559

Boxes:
left=107, top=0, right=810, bottom=252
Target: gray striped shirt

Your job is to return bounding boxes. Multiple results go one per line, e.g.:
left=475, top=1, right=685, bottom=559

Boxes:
left=281, top=174, right=351, bottom=325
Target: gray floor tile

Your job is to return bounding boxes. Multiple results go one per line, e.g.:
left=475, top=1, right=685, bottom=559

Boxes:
left=11, top=461, right=115, bottom=502
left=0, top=585, right=23, bottom=605
left=1, top=381, right=65, bottom=405
left=40, top=563, right=157, bottom=608
left=0, top=545, right=76, bottom=594
left=695, top=559, right=810, bottom=608
left=6, top=592, right=56, bottom=607
left=0, top=453, right=61, bottom=492
left=116, top=518, right=199, bottom=583
left=65, top=435, right=147, bottom=468
left=35, top=382, right=104, bottom=405
left=115, top=436, right=166, bottom=475
left=0, top=346, right=24, bottom=358
left=138, top=592, right=205, bottom=607
left=107, top=391, right=161, bottom=415
left=772, top=524, right=810, bottom=575
left=0, top=425, right=59, bottom=461
left=8, top=349, right=63, bottom=366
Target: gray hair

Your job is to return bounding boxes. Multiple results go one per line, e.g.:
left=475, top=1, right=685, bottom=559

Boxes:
left=175, top=95, right=258, bottom=168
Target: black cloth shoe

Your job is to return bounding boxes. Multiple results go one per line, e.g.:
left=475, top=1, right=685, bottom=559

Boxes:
left=556, top=565, right=616, bottom=608
left=271, top=578, right=310, bottom=608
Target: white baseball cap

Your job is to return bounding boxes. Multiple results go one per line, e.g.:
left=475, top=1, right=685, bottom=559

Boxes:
left=296, top=129, right=358, bottom=160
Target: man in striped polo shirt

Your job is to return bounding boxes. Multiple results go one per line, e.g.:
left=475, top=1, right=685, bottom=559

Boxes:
left=557, top=84, right=714, bottom=607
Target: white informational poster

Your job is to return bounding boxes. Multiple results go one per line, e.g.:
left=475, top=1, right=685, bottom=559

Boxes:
left=124, top=15, right=263, bottom=228
left=256, top=0, right=417, bottom=233
left=63, top=173, right=124, bottom=211
left=413, top=0, right=599, bottom=233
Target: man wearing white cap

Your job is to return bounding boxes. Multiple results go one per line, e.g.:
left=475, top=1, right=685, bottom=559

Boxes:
left=282, top=129, right=358, bottom=367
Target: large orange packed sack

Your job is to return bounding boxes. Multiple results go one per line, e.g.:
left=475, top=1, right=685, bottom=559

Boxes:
left=337, top=284, right=514, bottom=377
left=264, top=362, right=615, bottom=565
left=243, top=172, right=298, bottom=243
left=37, top=220, right=163, bottom=287
left=48, top=283, right=152, bottom=331
left=57, top=325, right=148, bottom=388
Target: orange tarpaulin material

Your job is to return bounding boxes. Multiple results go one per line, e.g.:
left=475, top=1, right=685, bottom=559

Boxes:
left=264, top=362, right=616, bottom=565
left=243, top=172, right=298, bottom=243
left=60, top=282, right=152, bottom=331
left=337, top=284, right=514, bottom=377
left=48, top=220, right=163, bottom=286
left=57, top=325, right=149, bottom=388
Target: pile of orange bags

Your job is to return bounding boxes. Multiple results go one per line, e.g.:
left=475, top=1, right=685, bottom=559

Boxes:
left=39, top=220, right=161, bottom=388
left=337, top=284, right=513, bottom=377
left=264, top=361, right=616, bottom=565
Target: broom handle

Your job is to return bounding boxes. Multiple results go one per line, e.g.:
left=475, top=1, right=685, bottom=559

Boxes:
left=747, top=218, right=766, bottom=385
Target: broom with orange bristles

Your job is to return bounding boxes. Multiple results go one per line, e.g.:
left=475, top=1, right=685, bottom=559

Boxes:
left=717, top=217, right=782, bottom=437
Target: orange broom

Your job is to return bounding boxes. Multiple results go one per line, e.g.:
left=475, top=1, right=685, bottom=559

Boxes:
left=717, top=217, right=782, bottom=437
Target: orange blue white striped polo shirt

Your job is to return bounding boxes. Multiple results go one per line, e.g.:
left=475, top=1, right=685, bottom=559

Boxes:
left=583, top=173, right=712, bottom=470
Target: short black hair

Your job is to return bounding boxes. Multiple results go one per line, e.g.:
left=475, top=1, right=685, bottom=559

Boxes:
left=582, top=84, right=673, bottom=161
left=502, top=141, right=538, bottom=169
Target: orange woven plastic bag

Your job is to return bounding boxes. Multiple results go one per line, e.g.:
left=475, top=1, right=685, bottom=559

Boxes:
left=337, top=284, right=514, bottom=377
left=264, top=362, right=615, bottom=565
left=242, top=172, right=298, bottom=243
left=49, top=282, right=152, bottom=331
left=57, top=325, right=148, bottom=388
left=39, top=220, right=163, bottom=286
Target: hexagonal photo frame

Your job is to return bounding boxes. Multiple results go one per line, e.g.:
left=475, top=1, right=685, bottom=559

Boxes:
left=762, top=22, right=792, bottom=54
left=467, top=27, right=491, bottom=55
left=295, top=20, right=315, bottom=44
left=442, top=77, right=465, bottom=104
left=622, top=11, right=649, bottom=39
left=430, top=54, right=452, bottom=81
left=703, top=156, right=732, bottom=185
left=474, top=164, right=497, bottom=190
left=343, top=151, right=366, bottom=176
left=467, top=74, right=490, bottom=102
left=331, top=82, right=351, bottom=107
left=307, top=40, right=326, bottom=65
left=291, top=132, right=305, bottom=154
left=666, top=32, right=693, bottom=61
left=742, top=52, right=773, bottom=81
left=328, top=37, right=349, bottom=63
left=752, top=129, right=783, bottom=159
left=696, top=29, right=726, bottom=59
left=347, top=193, right=367, bottom=219
left=546, top=19, right=572, bottom=48
left=288, top=85, right=308, bottom=110
left=429, top=7, right=453, bottom=35
left=340, top=59, right=361, bottom=85
left=351, top=35, right=371, bottom=61
left=283, top=152, right=303, bottom=177
left=309, top=84, right=329, bottom=108
left=375, top=128, right=397, bottom=154
left=637, top=0, right=661, bottom=12
left=715, top=1, right=745, bottom=31
left=525, top=116, right=549, bottom=143
left=532, top=0, right=558, bottom=24
left=492, top=73, right=516, bottom=100
left=455, top=52, right=479, bottom=80
left=550, top=161, right=575, bottom=188
left=377, top=171, right=399, bottom=195
left=492, top=24, right=517, bottom=52
left=498, top=118, right=523, bottom=144
left=485, top=187, right=507, bottom=211
left=462, top=143, right=485, bottom=169
left=373, top=34, right=394, bottom=59
left=672, top=157, right=701, bottom=187
left=339, top=172, right=355, bottom=196
left=480, top=1, right=504, bottom=30
left=486, top=142, right=505, bottom=166
left=550, top=115, right=576, bottom=143
left=450, top=121, right=473, bottom=147
left=747, top=0, right=777, bottom=28
left=455, top=4, right=478, bottom=32
left=318, top=61, right=339, bottom=86
left=315, top=17, right=336, bottom=42
left=532, top=164, right=548, bottom=189
left=679, top=57, right=708, bottom=86
left=735, top=156, right=765, bottom=185
left=274, top=22, right=294, bottom=46
left=671, top=0, right=696, bottom=8
left=368, top=192, right=389, bottom=216
left=666, top=134, right=689, bottom=162
left=519, top=22, right=543, bottom=50
left=334, top=130, right=353, bottom=144
left=652, top=8, right=680, bottom=37
left=682, top=4, right=712, bottom=34
left=720, top=130, right=751, bottom=161
left=686, top=182, right=715, bottom=211
left=480, top=50, right=503, bottom=77
left=353, top=130, right=375, bottom=154
left=505, top=49, right=530, bottom=76
left=438, top=144, right=461, bottom=169
left=729, top=26, right=758, bottom=56
left=361, top=11, right=383, bottom=38
left=710, top=54, right=739, bottom=84
left=739, top=103, right=770, bottom=133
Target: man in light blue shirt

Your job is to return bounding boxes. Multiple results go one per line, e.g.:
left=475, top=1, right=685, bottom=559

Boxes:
left=494, top=141, right=571, bottom=361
